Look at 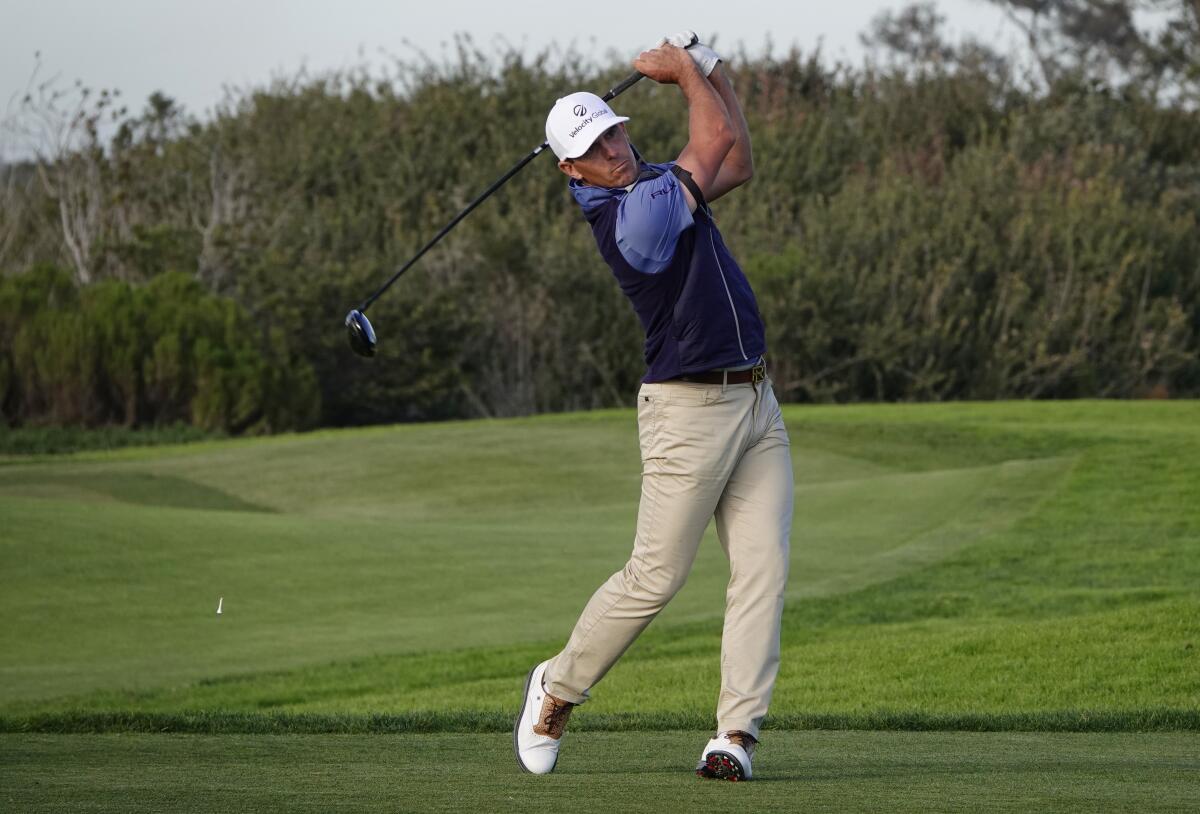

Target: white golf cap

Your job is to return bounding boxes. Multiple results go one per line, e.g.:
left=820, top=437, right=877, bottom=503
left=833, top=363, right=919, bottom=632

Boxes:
left=545, top=91, right=630, bottom=160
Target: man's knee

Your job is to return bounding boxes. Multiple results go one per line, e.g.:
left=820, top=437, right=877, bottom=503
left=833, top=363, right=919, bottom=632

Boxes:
left=728, top=546, right=789, bottom=596
left=622, top=559, right=690, bottom=603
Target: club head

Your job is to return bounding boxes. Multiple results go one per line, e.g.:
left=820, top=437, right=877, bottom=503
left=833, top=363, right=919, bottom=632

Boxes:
left=345, top=309, right=377, bottom=357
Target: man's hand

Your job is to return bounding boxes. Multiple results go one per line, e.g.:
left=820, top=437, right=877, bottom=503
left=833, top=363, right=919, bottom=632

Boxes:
left=633, top=42, right=735, bottom=211
left=655, top=30, right=721, bottom=77
left=633, top=44, right=703, bottom=86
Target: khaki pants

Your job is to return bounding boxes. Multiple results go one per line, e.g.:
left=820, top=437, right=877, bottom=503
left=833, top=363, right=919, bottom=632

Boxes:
left=544, top=377, right=793, bottom=738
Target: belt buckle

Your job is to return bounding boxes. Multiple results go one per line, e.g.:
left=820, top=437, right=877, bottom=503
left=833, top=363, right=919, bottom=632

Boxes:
left=751, top=363, right=766, bottom=384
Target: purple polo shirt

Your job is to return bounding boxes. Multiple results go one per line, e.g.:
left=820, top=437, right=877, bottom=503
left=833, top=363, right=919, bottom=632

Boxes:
left=571, top=161, right=767, bottom=382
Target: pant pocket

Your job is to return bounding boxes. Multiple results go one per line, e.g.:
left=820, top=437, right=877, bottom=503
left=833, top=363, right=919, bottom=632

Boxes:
left=637, top=386, right=663, bottom=461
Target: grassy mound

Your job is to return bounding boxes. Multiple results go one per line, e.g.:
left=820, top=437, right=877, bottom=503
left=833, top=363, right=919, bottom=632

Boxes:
left=1, top=401, right=1196, bottom=730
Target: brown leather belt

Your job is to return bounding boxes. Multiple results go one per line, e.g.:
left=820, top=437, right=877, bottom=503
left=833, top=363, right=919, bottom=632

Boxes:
left=672, top=362, right=767, bottom=386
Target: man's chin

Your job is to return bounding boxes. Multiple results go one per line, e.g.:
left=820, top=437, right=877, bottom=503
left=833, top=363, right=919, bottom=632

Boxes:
left=588, top=163, right=638, bottom=189
left=614, top=163, right=639, bottom=187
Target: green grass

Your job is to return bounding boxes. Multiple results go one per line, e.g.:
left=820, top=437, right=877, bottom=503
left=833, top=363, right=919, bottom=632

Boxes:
left=0, top=423, right=220, bottom=457
left=5, top=709, right=1197, bottom=735
left=1, top=401, right=1196, bottom=727
left=2, top=401, right=1196, bottom=808
left=3, top=732, right=1197, bottom=813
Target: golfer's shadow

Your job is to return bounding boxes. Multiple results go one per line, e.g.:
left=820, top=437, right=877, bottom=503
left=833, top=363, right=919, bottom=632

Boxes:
left=558, top=756, right=802, bottom=781
left=562, top=766, right=799, bottom=782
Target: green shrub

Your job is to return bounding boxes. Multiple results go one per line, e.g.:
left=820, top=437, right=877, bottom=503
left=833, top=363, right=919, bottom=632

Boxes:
left=3, top=49, right=1198, bottom=420
left=0, top=267, right=319, bottom=433
left=749, top=140, right=1198, bottom=402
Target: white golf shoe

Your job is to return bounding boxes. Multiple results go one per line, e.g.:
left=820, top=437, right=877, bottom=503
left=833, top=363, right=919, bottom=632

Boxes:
left=695, top=730, right=756, bottom=781
left=513, top=660, right=575, bottom=774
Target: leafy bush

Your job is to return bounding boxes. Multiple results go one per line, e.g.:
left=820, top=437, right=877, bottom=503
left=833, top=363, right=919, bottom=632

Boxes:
left=2, top=45, right=1197, bottom=423
left=0, top=266, right=319, bottom=432
left=749, top=140, right=1198, bottom=401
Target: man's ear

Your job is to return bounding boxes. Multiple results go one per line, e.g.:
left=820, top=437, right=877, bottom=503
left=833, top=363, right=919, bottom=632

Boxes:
left=558, top=159, right=583, bottom=181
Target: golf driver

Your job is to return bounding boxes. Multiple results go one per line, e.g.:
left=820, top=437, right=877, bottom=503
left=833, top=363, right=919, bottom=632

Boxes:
left=344, top=35, right=698, bottom=357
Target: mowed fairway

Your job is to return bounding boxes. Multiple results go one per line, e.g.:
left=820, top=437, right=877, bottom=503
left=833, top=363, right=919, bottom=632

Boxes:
left=2, top=401, right=1198, bottom=811
left=3, top=732, right=1197, bottom=813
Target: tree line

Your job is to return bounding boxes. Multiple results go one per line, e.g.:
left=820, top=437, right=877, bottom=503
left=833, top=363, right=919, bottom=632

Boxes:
left=2, top=2, right=1197, bottom=431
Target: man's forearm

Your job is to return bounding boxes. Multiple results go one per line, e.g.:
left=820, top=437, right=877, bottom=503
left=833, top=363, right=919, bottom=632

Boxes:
left=706, top=65, right=753, bottom=198
left=676, top=60, right=736, bottom=189
left=709, top=66, right=752, bottom=177
left=632, top=43, right=735, bottom=199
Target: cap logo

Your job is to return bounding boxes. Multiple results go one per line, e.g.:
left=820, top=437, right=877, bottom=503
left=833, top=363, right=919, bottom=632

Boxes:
left=565, top=105, right=612, bottom=141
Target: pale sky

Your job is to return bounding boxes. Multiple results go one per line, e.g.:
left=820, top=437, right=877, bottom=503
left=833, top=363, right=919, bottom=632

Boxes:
left=2, top=1, right=1018, bottom=131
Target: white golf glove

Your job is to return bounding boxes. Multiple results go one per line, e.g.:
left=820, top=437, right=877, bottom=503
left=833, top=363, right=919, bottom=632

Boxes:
left=653, top=30, right=722, bottom=77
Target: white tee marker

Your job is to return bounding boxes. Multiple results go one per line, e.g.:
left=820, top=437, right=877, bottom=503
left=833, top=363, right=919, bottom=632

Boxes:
left=216, top=597, right=224, bottom=615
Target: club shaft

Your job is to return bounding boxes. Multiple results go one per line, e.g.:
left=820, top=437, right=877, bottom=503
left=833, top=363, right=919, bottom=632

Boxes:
left=357, top=70, right=650, bottom=312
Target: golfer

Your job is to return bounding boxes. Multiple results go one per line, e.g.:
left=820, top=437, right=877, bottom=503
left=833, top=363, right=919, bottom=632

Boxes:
left=515, top=32, right=794, bottom=781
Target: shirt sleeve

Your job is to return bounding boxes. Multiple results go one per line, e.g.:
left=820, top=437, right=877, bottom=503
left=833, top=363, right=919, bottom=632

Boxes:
left=614, top=169, right=694, bottom=274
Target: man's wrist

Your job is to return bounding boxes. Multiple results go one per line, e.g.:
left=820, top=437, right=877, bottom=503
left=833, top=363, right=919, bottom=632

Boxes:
left=675, top=57, right=708, bottom=91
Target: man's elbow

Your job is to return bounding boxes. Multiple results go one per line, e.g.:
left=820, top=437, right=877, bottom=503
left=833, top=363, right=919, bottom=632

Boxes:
left=729, top=153, right=753, bottom=188
left=711, top=124, right=737, bottom=163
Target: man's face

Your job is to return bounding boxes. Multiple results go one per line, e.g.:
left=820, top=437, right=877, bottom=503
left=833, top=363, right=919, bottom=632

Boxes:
left=558, top=123, right=638, bottom=188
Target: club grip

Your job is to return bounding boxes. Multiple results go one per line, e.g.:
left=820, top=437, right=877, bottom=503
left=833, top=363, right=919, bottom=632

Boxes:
left=600, top=33, right=701, bottom=102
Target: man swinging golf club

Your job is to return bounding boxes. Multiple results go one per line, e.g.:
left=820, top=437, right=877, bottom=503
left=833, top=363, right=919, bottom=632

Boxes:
left=514, top=31, right=794, bottom=781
